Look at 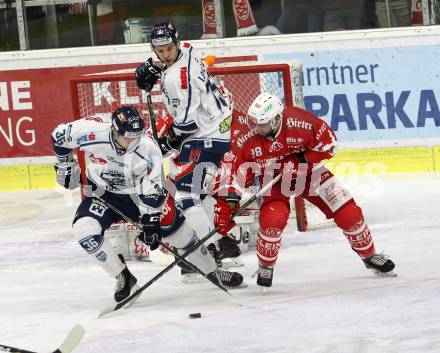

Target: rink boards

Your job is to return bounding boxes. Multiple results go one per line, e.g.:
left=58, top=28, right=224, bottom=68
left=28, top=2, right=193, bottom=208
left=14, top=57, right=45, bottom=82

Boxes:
left=1, top=145, right=440, bottom=191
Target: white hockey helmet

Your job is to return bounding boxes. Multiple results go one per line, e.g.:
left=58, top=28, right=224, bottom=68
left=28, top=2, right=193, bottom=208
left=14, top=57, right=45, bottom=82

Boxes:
left=247, top=92, right=284, bottom=129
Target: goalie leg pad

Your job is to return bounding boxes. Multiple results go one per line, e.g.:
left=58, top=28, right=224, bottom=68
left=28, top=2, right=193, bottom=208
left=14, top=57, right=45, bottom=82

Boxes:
left=73, top=217, right=125, bottom=277
left=256, top=200, right=290, bottom=267
left=333, top=201, right=376, bottom=259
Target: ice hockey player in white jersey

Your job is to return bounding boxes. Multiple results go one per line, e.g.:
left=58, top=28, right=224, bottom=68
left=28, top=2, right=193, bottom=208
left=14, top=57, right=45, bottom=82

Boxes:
left=135, top=21, right=242, bottom=280
left=51, top=106, right=244, bottom=303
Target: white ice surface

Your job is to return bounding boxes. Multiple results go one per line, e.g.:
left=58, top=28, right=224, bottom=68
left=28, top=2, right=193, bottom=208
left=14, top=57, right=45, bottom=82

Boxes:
left=1, top=174, right=440, bottom=353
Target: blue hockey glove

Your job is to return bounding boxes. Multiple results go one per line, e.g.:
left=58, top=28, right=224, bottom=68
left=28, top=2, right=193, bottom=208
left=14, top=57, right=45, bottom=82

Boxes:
left=135, top=58, right=162, bottom=92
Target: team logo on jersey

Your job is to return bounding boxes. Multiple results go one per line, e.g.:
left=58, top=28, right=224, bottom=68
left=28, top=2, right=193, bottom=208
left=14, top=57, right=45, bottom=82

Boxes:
left=85, top=116, right=103, bottom=123
left=172, top=98, right=180, bottom=108
left=286, top=118, right=312, bottom=130
left=89, top=154, right=107, bottom=165
left=269, top=141, right=283, bottom=152
left=219, top=115, right=232, bottom=133
left=180, top=67, right=188, bottom=89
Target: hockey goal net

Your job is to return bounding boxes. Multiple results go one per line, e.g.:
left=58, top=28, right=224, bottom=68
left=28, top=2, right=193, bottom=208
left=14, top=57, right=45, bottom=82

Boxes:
left=70, top=61, right=314, bottom=232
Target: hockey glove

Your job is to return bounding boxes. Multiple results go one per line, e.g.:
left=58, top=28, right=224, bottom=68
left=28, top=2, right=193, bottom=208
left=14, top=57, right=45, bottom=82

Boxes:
left=214, top=199, right=239, bottom=236
left=54, top=161, right=81, bottom=190
left=135, top=58, right=162, bottom=92
left=138, top=213, right=162, bottom=251
left=156, top=136, right=176, bottom=156
left=156, top=131, right=184, bottom=157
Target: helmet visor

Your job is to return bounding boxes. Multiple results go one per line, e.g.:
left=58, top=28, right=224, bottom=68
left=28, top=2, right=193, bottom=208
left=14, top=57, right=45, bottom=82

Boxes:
left=151, top=36, right=173, bottom=47
left=123, top=130, right=144, bottom=139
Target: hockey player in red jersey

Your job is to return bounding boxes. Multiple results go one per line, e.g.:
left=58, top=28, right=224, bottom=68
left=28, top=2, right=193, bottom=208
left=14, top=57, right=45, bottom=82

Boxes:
left=214, top=92, right=396, bottom=289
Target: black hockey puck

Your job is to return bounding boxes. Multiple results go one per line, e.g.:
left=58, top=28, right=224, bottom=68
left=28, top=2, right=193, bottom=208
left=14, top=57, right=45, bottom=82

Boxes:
left=189, top=312, right=201, bottom=319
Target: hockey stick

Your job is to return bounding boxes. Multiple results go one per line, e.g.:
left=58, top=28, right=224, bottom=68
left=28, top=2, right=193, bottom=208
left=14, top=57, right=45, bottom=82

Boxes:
left=146, top=93, right=159, bottom=141
left=95, top=196, right=231, bottom=296
left=98, top=172, right=282, bottom=318
left=0, top=325, right=85, bottom=353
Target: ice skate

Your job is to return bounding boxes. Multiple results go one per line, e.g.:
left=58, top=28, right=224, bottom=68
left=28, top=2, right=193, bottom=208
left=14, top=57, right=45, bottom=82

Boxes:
left=254, top=265, right=274, bottom=294
left=177, top=257, right=203, bottom=284
left=208, top=269, right=247, bottom=289
left=114, top=255, right=140, bottom=304
left=218, top=236, right=244, bottom=268
left=363, top=253, right=397, bottom=277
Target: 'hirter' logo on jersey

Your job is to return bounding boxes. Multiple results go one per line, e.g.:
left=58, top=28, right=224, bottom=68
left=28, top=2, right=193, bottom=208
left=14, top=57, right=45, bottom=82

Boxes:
left=238, top=115, right=247, bottom=125
left=269, top=141, right=283, bottom=152
left=286, top=118, right=312, bottom=130
left=180, top=67, right=188, bottom=89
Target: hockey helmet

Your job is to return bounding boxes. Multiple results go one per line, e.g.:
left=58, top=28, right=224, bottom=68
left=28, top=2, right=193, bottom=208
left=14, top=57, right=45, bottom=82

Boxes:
left=112, top=107, right=145, bottom=139
left=247, top=92, right=284, bottom=129
left=150, top=21, right=179, bottom=48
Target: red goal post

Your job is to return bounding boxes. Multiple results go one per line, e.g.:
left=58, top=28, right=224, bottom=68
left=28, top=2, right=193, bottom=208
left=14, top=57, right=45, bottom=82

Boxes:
left=69, top=61, right=309, bottom=231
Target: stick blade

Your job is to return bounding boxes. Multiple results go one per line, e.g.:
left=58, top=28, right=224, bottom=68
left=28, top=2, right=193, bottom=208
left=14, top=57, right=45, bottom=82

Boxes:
left=54, top=325, right=85, bottom=353
left=98, top=304, right=117, bottom=319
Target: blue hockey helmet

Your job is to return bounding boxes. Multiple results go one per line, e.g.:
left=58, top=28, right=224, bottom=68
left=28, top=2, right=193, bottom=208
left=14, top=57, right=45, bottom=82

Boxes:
left=112, top=106, right=145, bottom=139
left=149, top=21, right=179, bottom=48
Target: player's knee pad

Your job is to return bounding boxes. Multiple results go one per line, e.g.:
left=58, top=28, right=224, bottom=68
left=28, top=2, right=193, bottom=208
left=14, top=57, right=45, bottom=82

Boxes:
left=333, top=201, right=375, bottom=258
left=257, top=201, right=289, bottom=266
left=73, top=217, right=104, bottom=254
left=167, top=222, right=217, bottom=274
left=165, top=222, right=196, bottom=249
left=73, top=217, right=125, bottom=276
left=259, top=201, right=290, bottom=237
left=184, top=203, right=216, bottom=240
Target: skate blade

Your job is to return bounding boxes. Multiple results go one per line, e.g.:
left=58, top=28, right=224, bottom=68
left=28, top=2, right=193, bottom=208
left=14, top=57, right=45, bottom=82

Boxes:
left=259, top=286, right=269, bottom=295
left=372, top=269, right=397, bottom=278
left=124, top=284, right=141, bottom=309
left=224, top=281, right=248, bottom=289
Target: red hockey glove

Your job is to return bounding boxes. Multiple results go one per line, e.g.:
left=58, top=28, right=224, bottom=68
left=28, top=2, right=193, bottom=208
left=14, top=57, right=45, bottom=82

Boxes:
left=214, top=199, right=239, bottom=236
